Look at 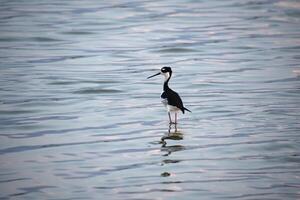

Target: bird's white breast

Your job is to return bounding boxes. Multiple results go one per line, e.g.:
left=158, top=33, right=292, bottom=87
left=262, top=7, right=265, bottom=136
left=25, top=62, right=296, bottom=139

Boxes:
left=161, top=98, right=168, bottom=107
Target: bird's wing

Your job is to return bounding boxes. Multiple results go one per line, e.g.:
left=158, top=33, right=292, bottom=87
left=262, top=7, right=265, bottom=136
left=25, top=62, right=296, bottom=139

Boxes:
left=161, top=91, right=168, bottom=99
left=167, top=90, right=185, bottom=112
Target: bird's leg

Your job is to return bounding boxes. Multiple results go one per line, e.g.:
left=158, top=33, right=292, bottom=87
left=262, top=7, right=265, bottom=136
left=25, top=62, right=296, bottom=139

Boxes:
left=168, top=112, right=172, bottom=124
left=175, top=113, right=178, bottom=124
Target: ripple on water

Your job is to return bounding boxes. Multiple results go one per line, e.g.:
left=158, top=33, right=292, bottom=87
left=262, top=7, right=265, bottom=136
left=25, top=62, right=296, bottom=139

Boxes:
left=1, top=0, right=300, bottom=199
left=154, top=47, right=199, bottom=53
left=61, top=31, right=96, bottom=35
left=73, top=88, right=123, bottom=94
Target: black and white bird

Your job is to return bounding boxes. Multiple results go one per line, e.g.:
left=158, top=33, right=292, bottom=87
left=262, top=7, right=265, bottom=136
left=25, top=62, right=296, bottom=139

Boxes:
left=147, top=66, right=191, bottom=124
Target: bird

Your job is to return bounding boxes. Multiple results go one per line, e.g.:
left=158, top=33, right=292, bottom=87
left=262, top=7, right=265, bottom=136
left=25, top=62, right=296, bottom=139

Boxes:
left=147, top=66, right=191, bottom=124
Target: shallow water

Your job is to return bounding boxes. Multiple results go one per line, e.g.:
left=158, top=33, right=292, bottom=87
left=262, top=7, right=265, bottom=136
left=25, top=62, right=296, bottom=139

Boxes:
left=1, top=0, right=300, bottom=199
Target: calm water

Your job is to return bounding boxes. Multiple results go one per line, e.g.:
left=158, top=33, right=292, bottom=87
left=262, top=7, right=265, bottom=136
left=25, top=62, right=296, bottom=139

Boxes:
left=1, top=0, right=300, bottom=199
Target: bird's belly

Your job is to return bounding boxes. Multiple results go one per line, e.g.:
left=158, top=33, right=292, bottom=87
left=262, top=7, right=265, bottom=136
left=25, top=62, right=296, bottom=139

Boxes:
left=167, top=105, right=180, bottom=112
left=161, top=98, right=180, bottom=113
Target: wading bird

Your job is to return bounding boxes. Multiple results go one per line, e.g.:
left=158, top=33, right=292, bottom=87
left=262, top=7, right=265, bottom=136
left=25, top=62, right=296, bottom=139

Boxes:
left=147, top=67, right=191, bottom=124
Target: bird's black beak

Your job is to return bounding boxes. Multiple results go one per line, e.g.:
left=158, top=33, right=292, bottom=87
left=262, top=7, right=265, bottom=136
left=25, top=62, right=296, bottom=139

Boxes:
left=147, top=72, right=161, bottom=79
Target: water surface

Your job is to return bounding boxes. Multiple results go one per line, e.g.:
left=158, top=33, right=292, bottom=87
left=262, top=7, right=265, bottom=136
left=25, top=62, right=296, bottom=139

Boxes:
left=1, top=0, right=300, bottom=199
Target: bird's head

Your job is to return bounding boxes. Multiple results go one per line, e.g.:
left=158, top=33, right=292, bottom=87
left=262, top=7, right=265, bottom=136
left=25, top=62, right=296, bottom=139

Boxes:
left=147, top=66, right=172, bottom=81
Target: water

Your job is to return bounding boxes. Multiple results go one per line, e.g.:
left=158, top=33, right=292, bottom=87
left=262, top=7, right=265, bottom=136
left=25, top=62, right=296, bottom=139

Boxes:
left=1, top=0, right=300, bottom=199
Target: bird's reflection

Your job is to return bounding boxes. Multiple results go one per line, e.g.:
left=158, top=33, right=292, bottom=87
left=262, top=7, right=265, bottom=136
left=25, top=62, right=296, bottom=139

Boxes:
left=161, top=124, right=183, bottom=142
left=160, top=124, right=185, bottom=156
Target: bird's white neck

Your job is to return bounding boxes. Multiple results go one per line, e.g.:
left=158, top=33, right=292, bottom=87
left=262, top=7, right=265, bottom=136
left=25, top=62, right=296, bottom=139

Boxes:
left=163, top=72, right=171, bottom=82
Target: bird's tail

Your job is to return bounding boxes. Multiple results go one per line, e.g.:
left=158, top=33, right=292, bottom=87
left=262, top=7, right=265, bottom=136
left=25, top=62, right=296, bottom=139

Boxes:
left=183, top=107, right=191, bottom=113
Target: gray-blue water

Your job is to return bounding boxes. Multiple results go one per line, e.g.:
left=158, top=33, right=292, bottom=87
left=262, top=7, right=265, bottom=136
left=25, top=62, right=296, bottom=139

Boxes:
left=1, top=0, right=300, bottom=199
